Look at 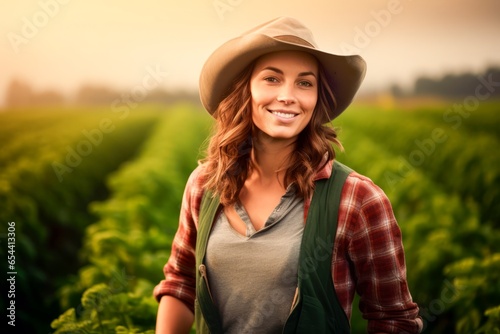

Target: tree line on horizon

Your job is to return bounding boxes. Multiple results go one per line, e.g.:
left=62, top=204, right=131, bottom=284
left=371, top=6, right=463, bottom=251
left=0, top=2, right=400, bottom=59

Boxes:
left=390, top=66, right=500, bottom=99
left=3, top=66, right=500, bottom=109
left=3, top=81, right=201, bottom=109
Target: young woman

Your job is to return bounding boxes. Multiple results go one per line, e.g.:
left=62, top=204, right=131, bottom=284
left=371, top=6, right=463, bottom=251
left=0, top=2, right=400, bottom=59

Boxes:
left=154, top=17, right=423, bottom=333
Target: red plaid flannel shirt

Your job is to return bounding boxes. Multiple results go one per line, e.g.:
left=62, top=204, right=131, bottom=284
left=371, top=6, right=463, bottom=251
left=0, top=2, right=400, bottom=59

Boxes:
left=154, top=160, right=423, bottom=333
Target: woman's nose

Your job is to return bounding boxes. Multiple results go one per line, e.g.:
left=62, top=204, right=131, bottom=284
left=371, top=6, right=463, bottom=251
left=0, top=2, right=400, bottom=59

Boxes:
left=276, top=84, right=297, bottom=104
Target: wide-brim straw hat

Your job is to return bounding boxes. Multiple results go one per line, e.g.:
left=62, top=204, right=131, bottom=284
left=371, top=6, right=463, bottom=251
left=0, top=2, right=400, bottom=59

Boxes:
left=199, top=16, right=367, bottom=121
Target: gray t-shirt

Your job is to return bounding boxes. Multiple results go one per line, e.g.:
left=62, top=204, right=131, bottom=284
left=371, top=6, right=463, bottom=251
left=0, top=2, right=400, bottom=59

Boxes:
left=205, top=187, right=304, bottom=333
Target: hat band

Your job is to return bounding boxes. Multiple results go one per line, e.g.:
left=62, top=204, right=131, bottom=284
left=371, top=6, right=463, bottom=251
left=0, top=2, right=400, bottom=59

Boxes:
left=273, top=35, right=315, bottom=48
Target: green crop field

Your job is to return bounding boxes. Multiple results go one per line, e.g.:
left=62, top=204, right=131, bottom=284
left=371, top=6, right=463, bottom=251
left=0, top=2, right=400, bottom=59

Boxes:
left=1, top=101, right=499, bottom=333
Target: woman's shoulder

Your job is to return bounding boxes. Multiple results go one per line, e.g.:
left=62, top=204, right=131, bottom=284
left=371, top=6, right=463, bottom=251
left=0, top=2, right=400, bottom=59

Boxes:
left=342, top=168, right=390, bottom=205
left=324, top=160, right=386, bottom=200
left=183, top=162, right=209, bottom=198
left=340, top=168, right=397, bottom=233
left=188, top=162, right=207, bottom=180
left=181, top=163, right=210, bottom=224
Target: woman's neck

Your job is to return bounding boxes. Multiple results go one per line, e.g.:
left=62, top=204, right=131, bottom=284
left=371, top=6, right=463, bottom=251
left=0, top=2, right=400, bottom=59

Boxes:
left=249, top=135, right=296, bottom=185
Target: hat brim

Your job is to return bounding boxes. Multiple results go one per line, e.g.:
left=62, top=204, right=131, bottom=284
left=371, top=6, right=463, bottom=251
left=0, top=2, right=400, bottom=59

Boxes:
left=199, top=33, right=366, bottom=120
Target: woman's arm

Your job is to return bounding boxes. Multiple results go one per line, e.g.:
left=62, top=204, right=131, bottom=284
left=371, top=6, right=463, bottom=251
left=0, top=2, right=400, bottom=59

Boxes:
left=346, top=174, right=423, bottom=333
left=153, top=166, right=205, bottom=333
left=156, top=296, right=194, bottom=334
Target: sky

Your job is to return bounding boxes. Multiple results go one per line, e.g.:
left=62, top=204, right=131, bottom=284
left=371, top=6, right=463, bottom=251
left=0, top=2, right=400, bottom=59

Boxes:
left=1, top=0, right=499, bottom=106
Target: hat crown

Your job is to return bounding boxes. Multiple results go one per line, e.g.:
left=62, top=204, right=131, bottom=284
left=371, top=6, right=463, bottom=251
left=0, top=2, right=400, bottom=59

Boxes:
left=242, top=17, right=318, bottom=48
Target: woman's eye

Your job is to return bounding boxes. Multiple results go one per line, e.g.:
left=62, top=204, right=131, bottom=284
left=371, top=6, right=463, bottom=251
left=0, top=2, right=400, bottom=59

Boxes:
left=298, top=81, right=313, bottom=87
left=264, top=77, right=279, bottom=83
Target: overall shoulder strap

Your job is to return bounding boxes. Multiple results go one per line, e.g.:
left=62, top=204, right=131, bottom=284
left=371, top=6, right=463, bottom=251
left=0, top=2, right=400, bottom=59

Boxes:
left=284, top=160, right=353, bottom=333
left=196, top=190, right=220, bottom=266
left=195, top=190, right=223, bottom=334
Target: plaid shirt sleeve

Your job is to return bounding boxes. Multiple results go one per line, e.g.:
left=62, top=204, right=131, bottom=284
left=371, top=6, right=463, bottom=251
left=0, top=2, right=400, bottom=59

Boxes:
left=334, top=171, right=423, bottom=333
left=153, top=165, right=205, bottom=313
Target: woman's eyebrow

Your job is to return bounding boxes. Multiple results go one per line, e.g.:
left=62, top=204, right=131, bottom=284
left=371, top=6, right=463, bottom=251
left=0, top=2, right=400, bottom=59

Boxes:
left=298, top=71, right=317, bottom=78
left=261, top=66, right=317, bottom=78
left=262, top=66, right=283, bottom=74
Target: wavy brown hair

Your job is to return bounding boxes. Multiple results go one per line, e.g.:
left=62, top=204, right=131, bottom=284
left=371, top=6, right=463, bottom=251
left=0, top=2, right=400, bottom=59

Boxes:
left=201, top=57, right=342, bottom=206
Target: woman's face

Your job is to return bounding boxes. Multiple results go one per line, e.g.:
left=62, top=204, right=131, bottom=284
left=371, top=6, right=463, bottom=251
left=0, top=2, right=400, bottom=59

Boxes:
left=250, top=51, right=318, bottom=142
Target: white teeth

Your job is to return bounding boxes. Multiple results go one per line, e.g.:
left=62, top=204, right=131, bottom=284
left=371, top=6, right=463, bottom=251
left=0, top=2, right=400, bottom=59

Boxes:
left=272, top=111, right=295, bottom=119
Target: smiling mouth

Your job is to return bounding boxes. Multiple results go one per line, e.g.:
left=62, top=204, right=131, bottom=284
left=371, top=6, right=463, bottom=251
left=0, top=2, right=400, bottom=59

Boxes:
left=270, top=110, right=297, bottom=119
